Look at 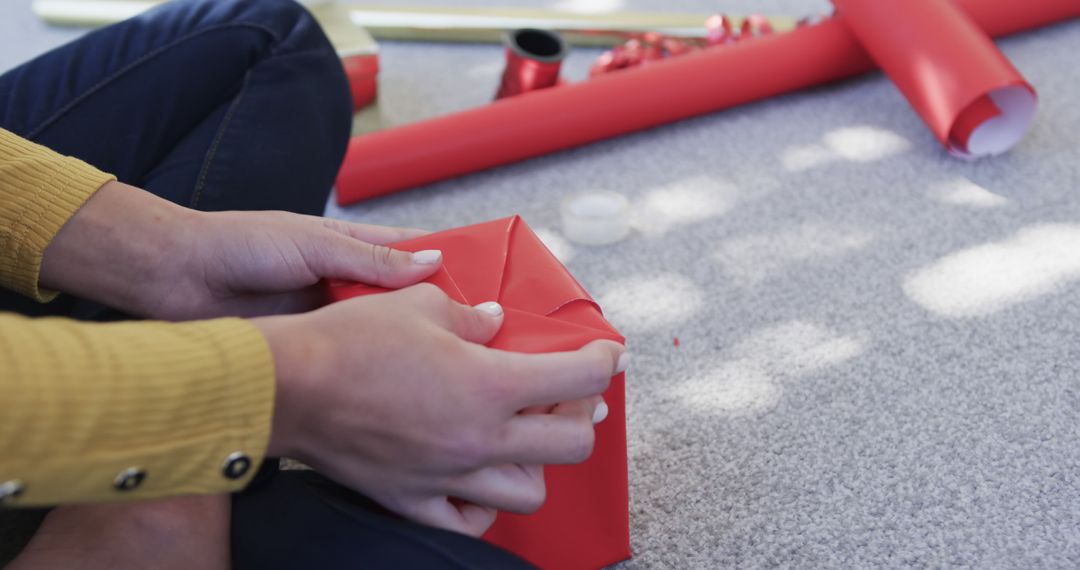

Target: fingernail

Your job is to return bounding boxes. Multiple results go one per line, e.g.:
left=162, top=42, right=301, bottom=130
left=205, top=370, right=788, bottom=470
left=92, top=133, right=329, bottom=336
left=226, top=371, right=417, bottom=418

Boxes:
left=592, top=401, right=609, bottom=424
left=475, top=301, right=503, bottom=317
left=412, top=250, right=442, bottom=265
left=615, top=352, right=630, bottom=374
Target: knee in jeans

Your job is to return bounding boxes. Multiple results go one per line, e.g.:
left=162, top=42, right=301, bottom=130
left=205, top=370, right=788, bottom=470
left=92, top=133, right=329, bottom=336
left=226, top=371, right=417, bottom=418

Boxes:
left=240, top=0, right=324, bottom=43
left=183, top=0, right=326, bottom=48
left=239, top=0, right=310, bottom=26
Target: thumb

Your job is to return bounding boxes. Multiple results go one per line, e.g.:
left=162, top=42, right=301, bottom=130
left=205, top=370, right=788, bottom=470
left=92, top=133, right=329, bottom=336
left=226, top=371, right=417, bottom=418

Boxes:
left=444, top=300, right=505, bottom=345
left=310, top=231, right=443, bottom=289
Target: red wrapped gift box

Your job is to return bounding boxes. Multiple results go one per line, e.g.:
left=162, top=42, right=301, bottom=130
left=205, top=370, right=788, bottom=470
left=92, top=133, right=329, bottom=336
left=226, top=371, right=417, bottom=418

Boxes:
left=325, top=216, right=630, bottom=570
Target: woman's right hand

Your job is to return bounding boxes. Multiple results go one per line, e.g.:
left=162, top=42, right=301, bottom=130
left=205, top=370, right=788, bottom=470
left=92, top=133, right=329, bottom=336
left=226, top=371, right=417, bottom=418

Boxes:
left=252, top=284, right=627, bottom=536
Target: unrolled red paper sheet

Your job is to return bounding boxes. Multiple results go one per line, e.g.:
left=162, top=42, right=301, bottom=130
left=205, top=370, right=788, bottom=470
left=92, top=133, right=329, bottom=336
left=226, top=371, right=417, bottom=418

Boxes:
left=334, top=0, right=1078, bottom=205
left=325, top=216, right=630, bottom=570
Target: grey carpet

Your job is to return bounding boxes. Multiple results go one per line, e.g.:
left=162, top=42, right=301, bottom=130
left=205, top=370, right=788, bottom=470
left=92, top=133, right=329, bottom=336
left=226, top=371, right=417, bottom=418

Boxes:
left=3, top=1, right=1080, bottom=568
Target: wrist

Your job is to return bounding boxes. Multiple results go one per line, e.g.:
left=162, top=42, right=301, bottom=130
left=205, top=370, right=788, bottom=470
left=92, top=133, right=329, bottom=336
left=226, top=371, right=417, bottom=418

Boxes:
left=252, top=313, right=325, bottom=459
left=39, top=181, right=199, bottom=316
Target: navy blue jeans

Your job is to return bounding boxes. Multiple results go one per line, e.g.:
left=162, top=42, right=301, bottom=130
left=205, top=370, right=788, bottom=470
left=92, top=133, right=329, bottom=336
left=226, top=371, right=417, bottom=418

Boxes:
left=0, top=0, right=351, bottom=320
left=0, top=1, right=531, bottom=567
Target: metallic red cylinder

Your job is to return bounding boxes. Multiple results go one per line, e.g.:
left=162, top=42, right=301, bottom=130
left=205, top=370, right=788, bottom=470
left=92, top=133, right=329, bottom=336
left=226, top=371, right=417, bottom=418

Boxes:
left=495, top=28, right=569, bottom=99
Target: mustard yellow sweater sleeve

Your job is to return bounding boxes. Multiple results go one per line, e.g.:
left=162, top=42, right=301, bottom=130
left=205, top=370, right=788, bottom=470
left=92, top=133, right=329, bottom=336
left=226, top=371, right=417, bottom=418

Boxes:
left=0, top=129, right=276, bottom=506
left=0, top=128, right=113, bottom=301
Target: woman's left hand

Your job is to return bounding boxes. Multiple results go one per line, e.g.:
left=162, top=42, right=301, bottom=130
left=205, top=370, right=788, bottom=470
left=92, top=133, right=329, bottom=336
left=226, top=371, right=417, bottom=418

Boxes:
left=41, top=180, right=440, bottom=320
left=161, top=208, right=440, bottom=319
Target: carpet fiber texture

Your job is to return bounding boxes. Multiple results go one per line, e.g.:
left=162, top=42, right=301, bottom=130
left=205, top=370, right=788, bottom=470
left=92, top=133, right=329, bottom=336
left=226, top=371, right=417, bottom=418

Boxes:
left=3, top=0, right=1079, bottom=567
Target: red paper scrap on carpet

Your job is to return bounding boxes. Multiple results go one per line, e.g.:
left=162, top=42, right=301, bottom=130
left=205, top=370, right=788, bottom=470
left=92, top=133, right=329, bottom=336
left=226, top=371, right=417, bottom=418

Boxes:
left=325, top=216, right=630, bottom=570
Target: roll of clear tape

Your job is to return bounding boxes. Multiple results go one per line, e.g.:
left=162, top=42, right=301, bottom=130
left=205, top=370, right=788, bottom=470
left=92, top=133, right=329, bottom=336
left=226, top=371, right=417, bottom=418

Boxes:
left=560, top=191, right=631, bottom=246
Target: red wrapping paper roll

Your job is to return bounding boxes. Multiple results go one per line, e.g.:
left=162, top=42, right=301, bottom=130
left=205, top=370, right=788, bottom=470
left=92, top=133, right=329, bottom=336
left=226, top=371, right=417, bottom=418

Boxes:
left=336, top=19, right=869, bottom=204
left=336, top=0, right=1080, bottom=205
left=833, top=0, right=1035, bottom=157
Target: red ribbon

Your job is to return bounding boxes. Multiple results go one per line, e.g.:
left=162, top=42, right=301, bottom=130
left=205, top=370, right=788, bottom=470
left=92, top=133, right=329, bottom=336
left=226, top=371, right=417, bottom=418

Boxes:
left=591, top=14, right=780, bottom=77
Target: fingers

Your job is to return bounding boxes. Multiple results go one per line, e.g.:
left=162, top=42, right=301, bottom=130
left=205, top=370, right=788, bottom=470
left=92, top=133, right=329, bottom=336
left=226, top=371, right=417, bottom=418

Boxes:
left=445, top=464, right=546, bottom=515
left=453, top=502, right=499, bottom=537
left=307, top=231, right=443, bottom=289
left=491, top=398, right=602, bottom=465
left=443, top=298, right=506, bottom=346
left=391, top=284, right=504, bottom=344
left=412, top=497, right=498, bottom=537
left=497, top=340, right=628, bottom=410
left=318, top=217, right=429, bottom=245
left=410, top=465, right=545, bottom=536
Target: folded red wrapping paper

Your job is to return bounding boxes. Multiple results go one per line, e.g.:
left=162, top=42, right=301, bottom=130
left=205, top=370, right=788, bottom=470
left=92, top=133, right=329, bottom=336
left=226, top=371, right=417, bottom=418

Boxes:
left=833, top=0, right=1035, bottom=157
left=334, top=0, right=1079, bottom=205
left=325, top=216, right=630, bottom=570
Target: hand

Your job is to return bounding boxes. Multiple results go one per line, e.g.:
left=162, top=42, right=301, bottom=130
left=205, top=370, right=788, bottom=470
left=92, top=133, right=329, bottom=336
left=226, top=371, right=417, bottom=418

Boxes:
left=254, top=284, right=628, bottom=536
left=41, top=181, right=439, bottom=319
left=162, top=208, right=440, bottom=319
